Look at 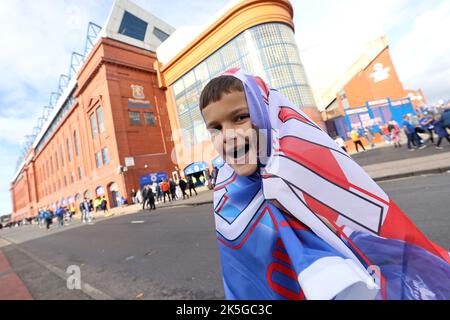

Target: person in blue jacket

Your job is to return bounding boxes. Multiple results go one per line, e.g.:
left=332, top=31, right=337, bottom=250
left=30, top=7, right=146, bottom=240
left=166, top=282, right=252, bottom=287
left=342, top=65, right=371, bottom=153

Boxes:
left=433, top=114, right=450, bottom=149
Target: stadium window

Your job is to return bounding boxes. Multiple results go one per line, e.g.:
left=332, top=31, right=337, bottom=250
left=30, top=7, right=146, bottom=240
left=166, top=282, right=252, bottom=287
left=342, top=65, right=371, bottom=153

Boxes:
left=118, top=11, right=148, bottom=41
left=96, top=106, right=105, bottom=133
left=102, top=147, right=109, bottom=164
left=90, top=113, right=98, bottom=138
left=129, top=111, right=142, bottom=125
left=78, top=167, right=83, bottom=180
left=144, top=112, right=155, bottom=126
left=95, top=151, right=103, bottom=168
left=153, top=27, right=169, bottom=42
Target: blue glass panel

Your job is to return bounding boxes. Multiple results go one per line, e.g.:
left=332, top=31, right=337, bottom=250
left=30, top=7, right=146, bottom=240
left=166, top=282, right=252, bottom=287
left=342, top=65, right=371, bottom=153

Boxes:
left=119, top=11, right=147, bottom=41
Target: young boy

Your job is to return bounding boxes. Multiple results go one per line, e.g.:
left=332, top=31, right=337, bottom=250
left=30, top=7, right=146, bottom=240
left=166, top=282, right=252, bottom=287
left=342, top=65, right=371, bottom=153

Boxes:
left=199, top=69, right=450, bottom=300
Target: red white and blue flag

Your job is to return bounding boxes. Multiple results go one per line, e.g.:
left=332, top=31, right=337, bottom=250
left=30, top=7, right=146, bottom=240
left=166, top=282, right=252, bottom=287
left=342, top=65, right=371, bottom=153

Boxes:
left=212, top=69, right=450, bottom=300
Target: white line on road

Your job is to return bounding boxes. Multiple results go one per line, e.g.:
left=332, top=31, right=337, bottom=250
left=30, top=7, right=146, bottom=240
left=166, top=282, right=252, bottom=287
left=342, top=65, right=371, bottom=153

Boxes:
left=131, top=221, right=145, bottom=224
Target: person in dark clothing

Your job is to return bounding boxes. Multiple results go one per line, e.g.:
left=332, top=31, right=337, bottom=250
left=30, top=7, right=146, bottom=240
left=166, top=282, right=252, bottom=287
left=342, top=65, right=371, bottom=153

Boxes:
left=179, top=178, right=189, bottom=200
left=55, top=206, right=65, bottom=227
left=187, top=176, right=198, bottom=197
left=156, top=183, right=162, bottom=202
left=434, top=115, right=450, bottom=149
left=169, top=179, right=177, bottom=201
left=43, top=208, right=53, bottom=230
left=147, top=186, right=156, bottom=210
left=142, top=186, right=149, bottom=210
left=101, top=196, right=109, bottom=215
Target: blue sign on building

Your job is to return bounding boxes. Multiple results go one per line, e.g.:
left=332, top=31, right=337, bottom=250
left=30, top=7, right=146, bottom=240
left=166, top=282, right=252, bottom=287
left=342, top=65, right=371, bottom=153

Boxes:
left=184, top=162, right=209, bottom=176
left=335, top=97, right=415, bottom=139
left=139, top=172, right=168, bottom=188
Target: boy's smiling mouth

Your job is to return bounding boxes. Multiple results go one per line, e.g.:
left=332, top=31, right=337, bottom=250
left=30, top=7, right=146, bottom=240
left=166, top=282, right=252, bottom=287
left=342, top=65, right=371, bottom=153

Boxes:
left=225, top=141, right=251, bottom=161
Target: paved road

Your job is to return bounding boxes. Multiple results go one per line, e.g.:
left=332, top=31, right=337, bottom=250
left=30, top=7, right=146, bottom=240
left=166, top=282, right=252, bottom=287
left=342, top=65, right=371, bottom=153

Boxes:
left=1, top=173, right=449, bottom=299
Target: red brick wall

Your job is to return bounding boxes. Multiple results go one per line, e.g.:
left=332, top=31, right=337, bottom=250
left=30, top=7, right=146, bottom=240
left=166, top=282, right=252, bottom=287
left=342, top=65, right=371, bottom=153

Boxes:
left=11, top=38, right=175, bottom=219
left=342, top=47, right=407, bottom=108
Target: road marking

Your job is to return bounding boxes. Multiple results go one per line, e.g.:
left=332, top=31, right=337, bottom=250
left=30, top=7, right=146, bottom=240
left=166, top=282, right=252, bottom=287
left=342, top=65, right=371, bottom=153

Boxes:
left=131, top=221, right=145, bottom=224
left=0, top=236, right=113, bottom=300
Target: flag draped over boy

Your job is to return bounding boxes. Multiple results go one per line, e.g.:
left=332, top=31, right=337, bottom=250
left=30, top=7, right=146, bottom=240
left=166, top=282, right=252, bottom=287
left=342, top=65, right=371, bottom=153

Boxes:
left=209, top=69, right=450, bottom=300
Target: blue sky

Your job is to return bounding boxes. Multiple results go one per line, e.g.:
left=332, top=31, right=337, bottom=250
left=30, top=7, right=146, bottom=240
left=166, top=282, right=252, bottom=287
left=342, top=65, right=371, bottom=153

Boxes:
left=0, top=0, right=449, bottom=215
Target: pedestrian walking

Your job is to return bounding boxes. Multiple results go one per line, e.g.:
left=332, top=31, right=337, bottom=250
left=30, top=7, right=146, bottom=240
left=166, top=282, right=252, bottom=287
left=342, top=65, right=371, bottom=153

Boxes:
left=418, top=113, right=435, bottom=145
left=147, top=186, right=156, bottom=210
left=403, top=114, right=426, bottom=151
left=388, top=121, right=401, bottom=148
left=434, top=114, right=450, bottom=149
left=169, top=179, right=177, bottom=200
left=69, top=204, right=76, bottom=222
left=43, top=208, right=53, bottom=230
left=161, top=180, right=171, bottom=203
left=350, top=128, right=365, bottom=152
left=179, top=178, right=189, bottom=200
left=187, top=176, right=198, bottom=196
left=101, top=196, right=109, bottom=215
left=80, top=198, right=92, bottom=224
left=55, top=206, right=65, bottom=227
left=156, top=182, right=162, bottom=203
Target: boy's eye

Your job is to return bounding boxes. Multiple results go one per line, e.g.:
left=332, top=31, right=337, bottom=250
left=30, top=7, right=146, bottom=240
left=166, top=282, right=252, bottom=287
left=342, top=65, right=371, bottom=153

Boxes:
left=235, top=114, right=250, bottom=122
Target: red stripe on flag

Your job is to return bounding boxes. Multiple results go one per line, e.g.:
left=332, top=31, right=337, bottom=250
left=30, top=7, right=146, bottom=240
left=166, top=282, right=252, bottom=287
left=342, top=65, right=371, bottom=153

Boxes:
left=216, top=194, right=228, bottom=214
left=272, top=249, right=293, bottom=265
left=278, top=107, right=312, bottom=125
left=303, top=193, right=339, bottom=224
left=266, top=262, right=305, bottom=300
left=276, top=238, right=286, bottom=250
left=253, top=76, right=270, bottom=99
left=380, top=201, right=450, bottom=264
left=279, top=136, right=351, bottom=189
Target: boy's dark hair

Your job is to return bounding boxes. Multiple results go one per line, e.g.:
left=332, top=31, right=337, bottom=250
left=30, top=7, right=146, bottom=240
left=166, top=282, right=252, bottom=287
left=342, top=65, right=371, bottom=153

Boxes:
left=199, top=75, right=244, bottom=110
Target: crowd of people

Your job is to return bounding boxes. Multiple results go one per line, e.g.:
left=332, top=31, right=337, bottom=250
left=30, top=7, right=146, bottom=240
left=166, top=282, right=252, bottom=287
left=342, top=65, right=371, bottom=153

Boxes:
left=335, top=107, right=450, bottom=153
left=131, top=174, right=217, bottom=211
left=2, top=172, right=221, bottom=230
left=33, top=195, right=110, bottom=230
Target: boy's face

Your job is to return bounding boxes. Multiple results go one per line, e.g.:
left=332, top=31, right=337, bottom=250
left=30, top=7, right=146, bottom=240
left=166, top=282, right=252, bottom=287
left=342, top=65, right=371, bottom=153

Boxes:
left=202, top=91, right=258, bottom=176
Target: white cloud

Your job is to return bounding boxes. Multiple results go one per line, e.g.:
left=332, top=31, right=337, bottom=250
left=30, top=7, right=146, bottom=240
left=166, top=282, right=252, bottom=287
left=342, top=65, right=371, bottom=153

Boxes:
left=292, top=0, right=449, bottom=105
left=390, top=1, right=450, bottom=103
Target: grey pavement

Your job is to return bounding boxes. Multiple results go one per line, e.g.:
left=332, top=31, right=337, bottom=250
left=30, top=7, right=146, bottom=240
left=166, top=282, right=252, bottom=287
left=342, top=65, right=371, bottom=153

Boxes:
left=351, top=139, right=450, bottom=181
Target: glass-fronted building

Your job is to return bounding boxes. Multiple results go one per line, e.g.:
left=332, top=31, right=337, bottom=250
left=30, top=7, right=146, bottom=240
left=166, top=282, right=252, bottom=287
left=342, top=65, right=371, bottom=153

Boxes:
left=171, top=23, right=317, bottom=149
left=157, top=0, right=324, bottom=178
